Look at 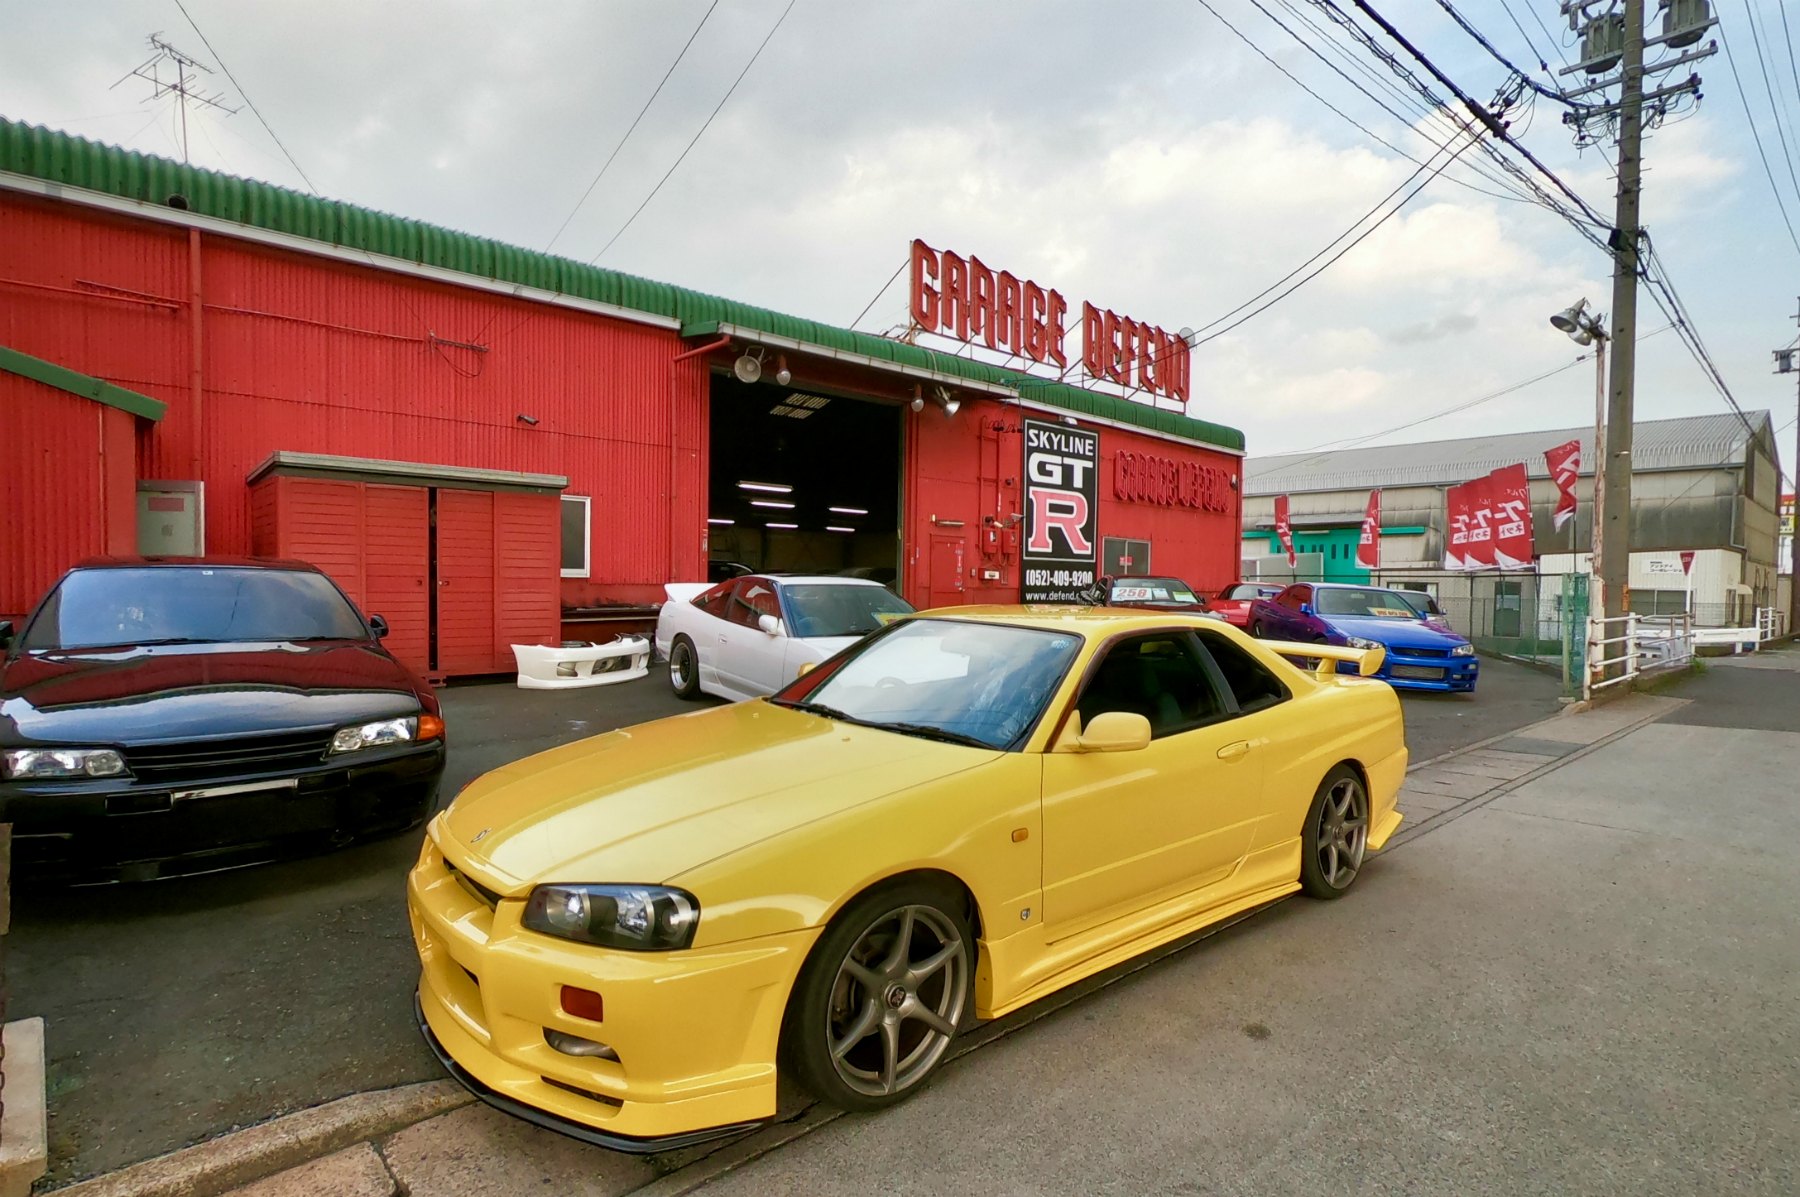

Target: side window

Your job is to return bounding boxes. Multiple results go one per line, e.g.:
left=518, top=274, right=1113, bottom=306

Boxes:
left=1197, top=631, right=1291, bottom=714
left=1277, top=585, right=1306, bottom=610
left=1076, top=633, right=1228, bottom=740
left=730, top=580, right=782, bottom=628
left=694, top=580, right=739, bottom=618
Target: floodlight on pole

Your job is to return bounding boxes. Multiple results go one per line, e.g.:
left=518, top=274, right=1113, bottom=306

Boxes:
left=1549, top=298, right=1611, bottom=697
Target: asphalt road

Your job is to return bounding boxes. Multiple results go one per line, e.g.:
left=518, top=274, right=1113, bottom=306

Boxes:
left=8, top=656, right=1561, bottom=1185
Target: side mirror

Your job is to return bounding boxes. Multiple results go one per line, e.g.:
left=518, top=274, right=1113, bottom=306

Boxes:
left=369, top=614, right=390, bottom=639
left=1074, top=711, right=1152, bottom=753
left=0, top=620, right=12, bottom=650
left=757, top=614, right=781, bottom=637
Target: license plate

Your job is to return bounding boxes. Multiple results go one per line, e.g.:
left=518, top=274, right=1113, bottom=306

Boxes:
left=171, top=778, right=300, bottom=803
left=1391, top=665, right=1445, bottom=680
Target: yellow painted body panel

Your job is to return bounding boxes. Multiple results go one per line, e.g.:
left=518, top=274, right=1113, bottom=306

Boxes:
left=408, top=608, right=1408, bottom=1142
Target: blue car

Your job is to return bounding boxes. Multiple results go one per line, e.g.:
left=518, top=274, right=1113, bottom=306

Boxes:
left=1246, top=582, right=1478, bottom=693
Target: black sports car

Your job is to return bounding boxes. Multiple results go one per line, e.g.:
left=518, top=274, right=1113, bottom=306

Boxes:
left=0, top=557, right=446, bottom=882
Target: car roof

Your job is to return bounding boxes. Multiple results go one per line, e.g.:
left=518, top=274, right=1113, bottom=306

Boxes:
left=70, top=555, right=324, bottom=572
left=911, top=606, right=1224, bottom=636
left=754, top=574, right=887, bottom=587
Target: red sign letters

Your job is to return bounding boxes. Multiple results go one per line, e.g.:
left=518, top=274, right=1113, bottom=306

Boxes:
left=1113, top=451, right=1231, bottom=512
left=909, top=239, right=1190, bottom=404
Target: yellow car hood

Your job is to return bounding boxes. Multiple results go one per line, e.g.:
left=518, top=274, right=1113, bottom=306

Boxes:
left=439, top=701, right=998, bottom=890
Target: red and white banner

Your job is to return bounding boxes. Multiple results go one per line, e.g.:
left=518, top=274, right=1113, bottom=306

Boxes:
left=1356, top=490, right=1381, bottom=571
left=1274, top=495, right=1297, bottom=567
left=1680, top=550, right=1695, bottom=575
left=1444, top=464, right=1536, bottom=571
left=1489, top=463, right=1534, bottom=568
left=1544, top=438, right=1581, bottom=532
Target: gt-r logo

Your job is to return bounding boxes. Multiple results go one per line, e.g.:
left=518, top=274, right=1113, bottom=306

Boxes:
left=1026, top=488, right=1093, bottom=556
left=471, top=827, right=491, bottom=844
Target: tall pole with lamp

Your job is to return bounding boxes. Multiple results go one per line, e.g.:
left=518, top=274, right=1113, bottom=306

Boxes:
left=1551, top=299, right=1609, bottom=694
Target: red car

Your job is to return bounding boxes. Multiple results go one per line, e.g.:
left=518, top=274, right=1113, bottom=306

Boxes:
left=1205, top=582, right=1283, bottom=628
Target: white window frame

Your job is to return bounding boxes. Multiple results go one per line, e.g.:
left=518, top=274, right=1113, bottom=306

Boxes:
left=560, top=494, right=592, bottom=578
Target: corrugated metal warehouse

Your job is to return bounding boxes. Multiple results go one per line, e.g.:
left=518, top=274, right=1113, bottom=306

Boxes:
left=0, top=119, right=1246, bottom=677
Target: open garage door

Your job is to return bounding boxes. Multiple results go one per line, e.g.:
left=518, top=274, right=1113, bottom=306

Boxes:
left=706, top=375, right=901, bottom=587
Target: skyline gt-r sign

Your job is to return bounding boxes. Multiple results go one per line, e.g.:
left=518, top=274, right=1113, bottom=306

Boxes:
left=1023, top=418, right=1100, bottom=603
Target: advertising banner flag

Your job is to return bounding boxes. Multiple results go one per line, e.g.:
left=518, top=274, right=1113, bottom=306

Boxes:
left=1680, top=550, right=1695, bottom=575
left=1356, top=490, right=1381, bottom=571
left=1022, top=418, right=1101, bottom=602
left=1545, top=438, right=1581, bottom=532
left=1444, top=482, right=1471, bottom=570
left=1462, top=473, right=1498, bottom=571
left=1274, top=495, right=1297, bottom=567
left=1489, top=463, right=1535, bottom=568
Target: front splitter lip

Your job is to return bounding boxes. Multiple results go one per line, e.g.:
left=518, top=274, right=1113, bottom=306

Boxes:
left=412, top=991, right=769, bottom=1156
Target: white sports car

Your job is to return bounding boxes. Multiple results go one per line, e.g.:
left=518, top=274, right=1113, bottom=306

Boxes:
left=655, top=574, right=915, bottom=702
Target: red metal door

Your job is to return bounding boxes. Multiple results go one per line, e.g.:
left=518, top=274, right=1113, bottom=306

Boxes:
left=435, top=490, right=496, bottom=675
left=927, top=534, right=966, bottom=611
left=363, top=485, right=430, bottom=674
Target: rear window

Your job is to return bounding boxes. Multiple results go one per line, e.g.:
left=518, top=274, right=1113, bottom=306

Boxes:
left=22, top=567, right=369, bottom=650
left=1109, top=578, right=1198, bottom=604
left=1221, top=584, right=1271, bottom=600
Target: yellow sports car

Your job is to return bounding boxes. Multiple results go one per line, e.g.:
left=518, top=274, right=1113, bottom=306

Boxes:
left=408, top=608, right=1406, bottom=1152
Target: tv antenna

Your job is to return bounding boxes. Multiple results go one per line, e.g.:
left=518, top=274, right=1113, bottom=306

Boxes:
left=113, top=33, right=239, bottom=162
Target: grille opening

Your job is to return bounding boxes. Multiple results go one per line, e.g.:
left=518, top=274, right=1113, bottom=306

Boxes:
left=542, top=1077, right=624, bottom=1109
left=445, top=862, right=502, bottom=909
left=123, top=730, right=335, bottom=782
left=460, top=965, right=480, bottom=989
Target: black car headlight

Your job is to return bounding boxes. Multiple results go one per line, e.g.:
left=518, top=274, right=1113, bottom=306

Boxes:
left=2, top=747, right=128, bottom=780
left=522, top=884, right=700, bottom=951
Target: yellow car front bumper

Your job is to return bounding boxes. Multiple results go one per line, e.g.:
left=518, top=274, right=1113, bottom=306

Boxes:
left=407, top=837, right=819, bottom=1150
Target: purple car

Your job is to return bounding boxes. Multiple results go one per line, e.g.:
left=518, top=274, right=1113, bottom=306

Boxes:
left=1246, top=582, right=1478, bottom=693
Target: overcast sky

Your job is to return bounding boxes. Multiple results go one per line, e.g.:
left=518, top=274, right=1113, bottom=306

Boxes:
left=5, top=0, right=1799, bottom=475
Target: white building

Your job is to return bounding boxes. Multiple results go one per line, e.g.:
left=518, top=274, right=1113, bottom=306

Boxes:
left=1241, top=412, right=1784, bottom=646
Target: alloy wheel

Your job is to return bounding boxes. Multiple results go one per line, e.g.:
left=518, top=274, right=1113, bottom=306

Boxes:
left=825, top=904, right=967, bottom=1098
left=1316, top=775, right=1368, bottom=889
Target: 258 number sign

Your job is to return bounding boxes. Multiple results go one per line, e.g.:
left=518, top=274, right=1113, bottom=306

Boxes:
left=1023, top=418, right=1100, bottom=603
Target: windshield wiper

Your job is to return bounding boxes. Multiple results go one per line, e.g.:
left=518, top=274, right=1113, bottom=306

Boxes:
left=767, top=699, right=858, bottom=721
left=875, top=722, right=996, bottom=750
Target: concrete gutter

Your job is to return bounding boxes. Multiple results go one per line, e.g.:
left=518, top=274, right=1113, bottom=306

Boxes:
left=48, top=1082, right=471, bottom=1197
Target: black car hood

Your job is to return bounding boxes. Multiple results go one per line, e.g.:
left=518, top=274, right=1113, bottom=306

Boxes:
left=0, top=642, right=427, bottom=746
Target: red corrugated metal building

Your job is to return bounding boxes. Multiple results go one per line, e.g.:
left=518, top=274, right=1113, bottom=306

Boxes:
left=0, top=120, right=1246, bottom=678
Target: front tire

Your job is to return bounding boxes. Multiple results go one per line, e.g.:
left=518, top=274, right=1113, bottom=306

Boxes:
left=668, top=635, right=702, bottom=700
left=1249, top=620, right=1266, bottom=638
left=782, top=879, right=973, bottom=1111
left=1299, top=765, right=1370, bottom=899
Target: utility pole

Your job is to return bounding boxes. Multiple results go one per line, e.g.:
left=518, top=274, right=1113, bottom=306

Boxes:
left=1560, top=0, right=1716, bottom=677
left=113, top=34, right=238, bottom=163
left=1776, top=300, right=1800, bottom=638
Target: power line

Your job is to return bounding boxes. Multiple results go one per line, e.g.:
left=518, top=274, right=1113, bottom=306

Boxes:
left=172, top=0, right=318, bottom=195
left=542, top=2, right=721, bottom=254
left=1497, top=0, right=1566, bottom=73
left=1740, top=0, right=1800, bottom=209
left=1429, top=0, right=1578, bottom=105
left=588, top=0, right=795, bottom=264
left=1718, top=15, right=1800, bottom=257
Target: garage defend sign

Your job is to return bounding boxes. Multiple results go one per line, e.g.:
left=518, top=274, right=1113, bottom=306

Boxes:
left=1023, top=418, right=1100, bottom=602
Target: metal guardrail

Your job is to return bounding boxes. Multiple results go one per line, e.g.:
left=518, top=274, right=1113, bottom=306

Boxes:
left=1586, top=614, right=1643, bottom=697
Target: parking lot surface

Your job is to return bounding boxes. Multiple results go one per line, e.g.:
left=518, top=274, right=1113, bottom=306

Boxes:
left=10, top=656, right=1560, bottom=1185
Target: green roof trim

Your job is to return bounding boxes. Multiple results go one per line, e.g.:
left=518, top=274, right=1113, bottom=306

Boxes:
left=0, top=117, right=1243, bottom=453
left=1, top=343, right=166, bottom=421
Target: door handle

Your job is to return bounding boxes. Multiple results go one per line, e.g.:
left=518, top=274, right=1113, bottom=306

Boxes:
left=1216, top=741, right=1251, bottom=761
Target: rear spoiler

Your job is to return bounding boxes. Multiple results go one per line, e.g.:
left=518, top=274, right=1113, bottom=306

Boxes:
left=662, top=583, right=711, bottom=604
left=1262, top=640, right=1385, bottom=679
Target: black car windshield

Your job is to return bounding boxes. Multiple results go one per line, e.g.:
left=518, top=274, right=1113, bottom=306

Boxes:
left=771, top=618, right=1081, bottom=751
left=1314, top=587, right=1424, bottom=619
left=21, top=567, right=370, bottom=650
left=782, top=584, right=915, bottom=638
left=1110, top=578, right=1199, bottom=604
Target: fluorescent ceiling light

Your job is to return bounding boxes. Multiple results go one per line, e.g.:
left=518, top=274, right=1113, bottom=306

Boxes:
left=766, top=522, right=798, bottom=529
left=828, top=506, right=869, bottom=515
left=750, top=499, right=795, bottom=509
left=707, top=517, right=734, bottom=526
left=737, top=481, right=791, bottom=493
left=825, top=526, right=855, bottom=533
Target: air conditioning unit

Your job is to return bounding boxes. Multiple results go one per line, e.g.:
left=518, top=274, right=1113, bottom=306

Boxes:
left=1582, top=13, right=1625, bottom=74
left=1662, top=0, right=1711, bottom=49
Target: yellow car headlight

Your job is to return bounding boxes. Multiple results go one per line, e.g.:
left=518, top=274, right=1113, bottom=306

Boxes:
left=521, top=884, right=700, bottom=951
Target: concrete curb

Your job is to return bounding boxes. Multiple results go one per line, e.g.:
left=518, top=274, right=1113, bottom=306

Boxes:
left=49, top=1081, right=473, bottom=1197
left=0, top=1019, right=48, bottom=1197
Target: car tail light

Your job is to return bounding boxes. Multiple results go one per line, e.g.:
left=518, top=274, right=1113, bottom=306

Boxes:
left=561, top=985, right=604, bottom=1022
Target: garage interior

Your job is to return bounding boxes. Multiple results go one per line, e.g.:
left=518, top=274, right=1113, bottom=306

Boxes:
left=706, top=373, right=901, bottom=582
